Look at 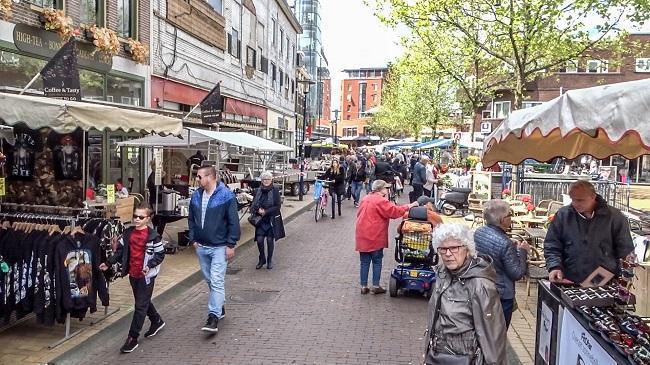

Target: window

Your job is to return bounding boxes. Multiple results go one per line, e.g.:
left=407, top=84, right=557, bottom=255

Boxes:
left=493, top=101, right=511, bottom=119
left=291, top=80, right=294, bottom=95
left=80, top=69, right=105, bottom=100
left=228, top=28, right=240, bottom=58
left=79, top=0, right=103, bottom=26
left=28, top=0, right=57, bottom=8
left=587, top=60, right=608, bottom=73
left=280, top=70, right=284, bottom=88
left=522, top=101, right=542, bottom=109
left=346, top=105, right=351, bottom=112
left=348, top=84, right=352, bottom=92
left=359, top=83, right=367, bottom=114
left=346, top=94, right=351, bottom=102
left=636, top=58, right=650, bottom=72
left=271, top=63, right=277, bottom=87
left=280, top=29, right=284, bottom=55
left=372, top=95, right=377, bottom=103
left=343, top=127, right=358, bottom=137
left=257, top=47, right=263, bottom=71
left=363, top=126, right=371, bottom=136
left=207, top=0, right=223, bottom=14
left=291, top=45, right=295, bottom=66
left=107, top=75, right=144, bottom=106
left=271, top=19, right=277, bottom=45
left=561, top=60, right=578, bottom=73
left=286, top=37, right=290, bottom=60
left=346, top=115, right=351, bottom=120
left=373, top=83, right=377, bottom=91
left=117, top=0, right=136, bottom=38
left=246, top=46, right=256, bottom=68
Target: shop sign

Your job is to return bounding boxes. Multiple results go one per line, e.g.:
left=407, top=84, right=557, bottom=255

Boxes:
left=153, top=148, right=163, bottom=186
left=538, top=302, right=553, bottom=364
left=480, top=122, right=492, bottom=134
left=557, top=310, right=615, bottom=365
left=13, top=24, right=112, bottom=73
left=106, top=184, right=115, bottom=204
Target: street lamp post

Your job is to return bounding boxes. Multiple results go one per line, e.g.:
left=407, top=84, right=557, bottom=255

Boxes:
left=332, top=109, right=340, bottom=144
left=297, top=79, right=316, bottom=201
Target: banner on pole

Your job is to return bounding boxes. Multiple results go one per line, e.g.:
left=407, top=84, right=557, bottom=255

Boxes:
left=200, top=82, right=223, bottom=124
left=40, top=40, right=81, bottom=101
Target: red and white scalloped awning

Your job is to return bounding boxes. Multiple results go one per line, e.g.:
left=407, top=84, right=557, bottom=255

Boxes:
left=481, top=78, right=650, bottom=166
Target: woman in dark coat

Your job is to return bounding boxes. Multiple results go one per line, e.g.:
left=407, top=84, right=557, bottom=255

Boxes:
left=251, top=171, right=282, bottom=269
left=323, top=159, right=345, bottom=219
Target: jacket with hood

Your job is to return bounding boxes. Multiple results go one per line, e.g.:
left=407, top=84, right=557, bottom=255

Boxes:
left=108, top=226, right=165, bottom=279
left=544, top=194, right=634, bottom=283
left=423, top=255, right=506, bottom=365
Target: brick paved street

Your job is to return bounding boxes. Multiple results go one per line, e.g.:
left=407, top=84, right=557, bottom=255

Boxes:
left=54, top=193, right=522, bottom=365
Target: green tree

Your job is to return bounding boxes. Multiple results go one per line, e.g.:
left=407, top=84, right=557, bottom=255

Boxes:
left=371, top=0, right=650, bottom=108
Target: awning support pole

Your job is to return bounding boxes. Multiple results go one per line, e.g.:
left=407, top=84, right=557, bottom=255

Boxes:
left=19, top=73, right=40, bottom=95
left=182, top=103, right=201, bottom=121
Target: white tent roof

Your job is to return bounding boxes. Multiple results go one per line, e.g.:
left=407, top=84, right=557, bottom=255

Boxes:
left=116, top=127, right=293, bottom=152
left=0, top=92, right=183, bottom=136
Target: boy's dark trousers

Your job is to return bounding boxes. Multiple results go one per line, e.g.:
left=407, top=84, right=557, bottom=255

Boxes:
left=128, top=276, right=161, bottom=338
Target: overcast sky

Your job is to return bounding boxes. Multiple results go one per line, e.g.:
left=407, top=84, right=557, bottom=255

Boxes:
left=321, top=0, right=403, bottom=118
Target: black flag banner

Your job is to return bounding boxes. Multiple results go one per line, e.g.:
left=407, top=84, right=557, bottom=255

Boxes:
left=40, top=40, right=81, bottom=101
left=200, top=82, right=223, bottom=124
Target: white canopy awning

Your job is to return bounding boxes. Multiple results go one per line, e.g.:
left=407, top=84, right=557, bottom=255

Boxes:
left=0, top=92, right=183, bottom=136
left=116, top=127, right=293, bottom=152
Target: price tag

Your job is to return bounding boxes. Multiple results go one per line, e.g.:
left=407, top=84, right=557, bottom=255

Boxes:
left=106, top=184, right=115, bottom=204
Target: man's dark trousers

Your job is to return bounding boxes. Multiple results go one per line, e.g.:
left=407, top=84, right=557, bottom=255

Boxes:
left=409, top=183, right=424, bottom=203
left=501, top=298, right=514, bottom=329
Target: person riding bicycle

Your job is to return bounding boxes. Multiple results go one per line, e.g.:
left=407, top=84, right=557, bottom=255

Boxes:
left=322, top=160, right=346, bottom=219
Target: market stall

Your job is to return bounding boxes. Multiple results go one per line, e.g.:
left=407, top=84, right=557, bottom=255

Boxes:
left=480, top=79, right=650, bottom=365
left=116, top=127, right=293, bottom=236
left=0, top=92, right=183, bottom=347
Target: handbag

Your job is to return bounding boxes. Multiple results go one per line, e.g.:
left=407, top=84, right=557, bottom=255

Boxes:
left=424, top=287, right=474, bottom=365
left=248, top=213, right=262, bottom=227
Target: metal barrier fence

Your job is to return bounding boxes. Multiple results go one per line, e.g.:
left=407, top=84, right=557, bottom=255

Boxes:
left=519, top=178, right=630, bottom=212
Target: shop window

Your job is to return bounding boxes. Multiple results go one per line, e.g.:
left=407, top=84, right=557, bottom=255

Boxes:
left=117, top=0, right=137, bottom=38
left=80, top=0, right=105, bottom=26
left=80, top=69, right=105, bottom=101
left=107, top=74, right=144, bottom=106
left=0, top=51, right=46, bottom=91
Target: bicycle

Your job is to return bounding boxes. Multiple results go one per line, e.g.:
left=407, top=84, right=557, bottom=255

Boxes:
left=314, top=179, right=333, bottom=222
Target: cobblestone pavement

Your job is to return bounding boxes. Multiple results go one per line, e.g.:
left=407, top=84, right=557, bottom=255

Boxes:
left=57, top=193, right=521, bottom=365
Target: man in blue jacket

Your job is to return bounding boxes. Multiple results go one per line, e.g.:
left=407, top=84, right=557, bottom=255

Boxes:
left=409, top=156, right=428, bottom=203
left=475, top=199, right=529, bottom=328
left=189, top=165, right=241, bottom=333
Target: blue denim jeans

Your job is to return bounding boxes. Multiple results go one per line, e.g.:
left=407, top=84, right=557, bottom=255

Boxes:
left=351, top=181, right=364, bottom=204
left=196, top=245, right=227, bottom=318
left=359, top=249, right=384, bottom=287
left=501, top=298, right=514, bottom=329
left=365, top=179, right=374, bottom=194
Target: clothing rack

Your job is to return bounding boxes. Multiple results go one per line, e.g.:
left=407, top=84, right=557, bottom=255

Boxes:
left=0, top=208, right=120, bottom=348
left=0, top=202, right=101, bottom=217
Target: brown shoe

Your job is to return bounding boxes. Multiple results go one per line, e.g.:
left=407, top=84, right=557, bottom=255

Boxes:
left=372, top=286, right=387, bottom=294
left=360, top=287, right=370, bottom=294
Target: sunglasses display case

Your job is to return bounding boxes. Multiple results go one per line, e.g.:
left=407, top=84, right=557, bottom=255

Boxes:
left=552, top=283, right=637, bottom=308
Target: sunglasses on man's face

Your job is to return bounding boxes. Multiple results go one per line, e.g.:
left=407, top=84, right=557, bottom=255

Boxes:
left=133, top=215, right=149, bottom=220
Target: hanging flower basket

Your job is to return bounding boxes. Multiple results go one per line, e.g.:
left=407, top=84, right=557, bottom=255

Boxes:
left=40, top=8, right=74, bottom=40
left=0, top=0, right=12, bottom=20
left=81, top=24, right=120, bottom=56
left=124, top=38, right=149, bottom=65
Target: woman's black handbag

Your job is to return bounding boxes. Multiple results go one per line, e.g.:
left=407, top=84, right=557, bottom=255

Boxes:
left=248, top=213, right=262, bottom=227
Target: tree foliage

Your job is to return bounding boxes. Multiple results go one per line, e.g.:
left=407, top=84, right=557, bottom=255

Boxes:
left=371, top=0, right=650, bottom=108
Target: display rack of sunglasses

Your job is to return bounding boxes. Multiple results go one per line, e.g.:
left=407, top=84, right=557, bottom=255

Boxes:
left=552, top=283, right=637, bottom=308
left=0, top=203, right=120, bottom=349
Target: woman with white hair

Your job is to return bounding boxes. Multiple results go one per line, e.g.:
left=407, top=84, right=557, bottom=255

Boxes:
left=250, top=171, right=282, bottom=269
left=423, top=224, right=506, bottom=365
left=355, top=180, right=418, bottom=294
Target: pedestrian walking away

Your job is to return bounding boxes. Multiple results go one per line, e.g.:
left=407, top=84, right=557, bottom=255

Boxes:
left=356, top=180, right=418, bottom=294
left=100, top=204, right=166, bottom=353
left=188, top=165, right=241, bottom=333
left=410, top=156, right=428, bottom=203
left=249, top=171, right=282, bottom=269
left=322, top=160, right=346, bottom=218
left=424, top=224, right=506, bottom=365
left=474, top=199, right=529, bottom=328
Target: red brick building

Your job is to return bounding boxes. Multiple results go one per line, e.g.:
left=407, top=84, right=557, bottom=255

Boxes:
left=341, top=67, right=387, bottom=121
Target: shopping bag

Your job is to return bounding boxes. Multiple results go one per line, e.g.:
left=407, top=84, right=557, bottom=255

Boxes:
left=313, top=180, right=323, bottom=200
left=271, top=214, right=286, bottom=240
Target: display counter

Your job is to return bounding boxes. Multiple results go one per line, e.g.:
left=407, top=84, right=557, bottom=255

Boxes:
left=535, top=281, right=644, bottom=365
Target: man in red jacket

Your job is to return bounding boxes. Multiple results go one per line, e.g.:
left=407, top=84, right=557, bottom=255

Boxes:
left=355, top=180, right=418, bottom=294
